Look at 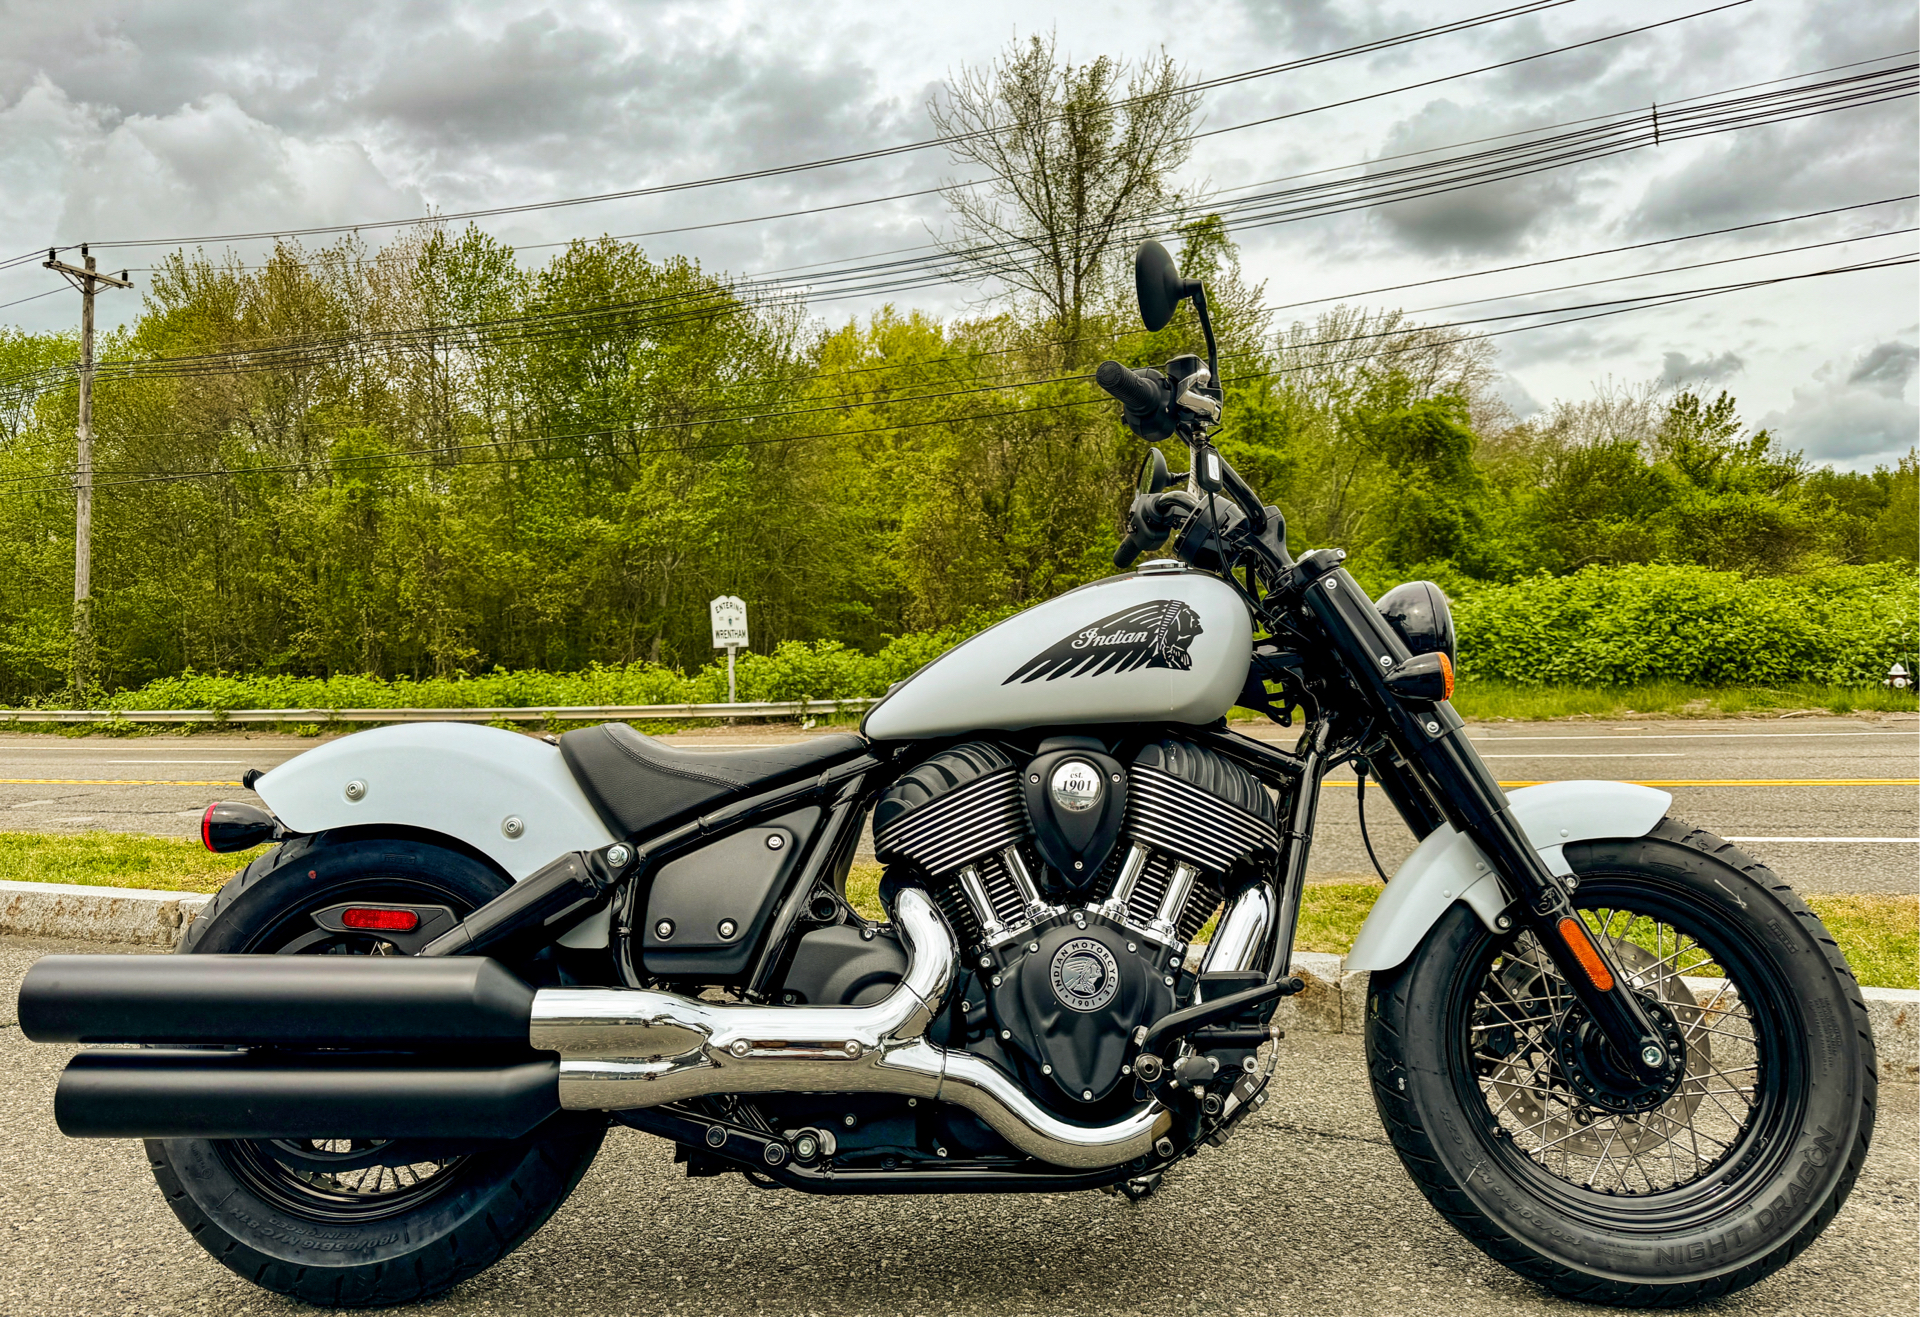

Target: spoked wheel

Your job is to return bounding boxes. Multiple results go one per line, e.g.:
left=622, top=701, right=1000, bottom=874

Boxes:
left=204, top=861, right=481, bottom=1217
left=1368, top=819, right=1875, bottom=1307
left=145, top=834, right=606, bottom=1308
left=1474, top=914, right=1762, bottom=1196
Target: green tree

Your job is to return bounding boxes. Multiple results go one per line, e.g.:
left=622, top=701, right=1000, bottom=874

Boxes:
left=929, top=32, right=1200, bottom=364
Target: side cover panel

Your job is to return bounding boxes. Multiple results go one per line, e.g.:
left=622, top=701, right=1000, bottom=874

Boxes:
left=1344, top=780, right=1673, bottom=973
left=862, top=569, right=1253, bottom=740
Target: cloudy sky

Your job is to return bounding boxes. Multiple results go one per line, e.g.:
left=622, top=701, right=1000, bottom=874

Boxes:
left=1, top=0, right=1914, bottom=468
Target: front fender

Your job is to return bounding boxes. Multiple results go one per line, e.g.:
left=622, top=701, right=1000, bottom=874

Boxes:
left=254, top=724, right=619, bottom=946
left=1343, top=780, right=1672, bottom=974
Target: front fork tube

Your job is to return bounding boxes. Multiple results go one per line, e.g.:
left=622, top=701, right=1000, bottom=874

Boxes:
left=1264, top=721, right=1330, bottom=987
left=1304, top=568, right=1674, bottom=1086
left=1423, top=715, right=1674, bottom=1083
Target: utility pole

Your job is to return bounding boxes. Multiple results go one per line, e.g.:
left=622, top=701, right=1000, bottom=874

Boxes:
left=42, top=244, right=132, bottom=698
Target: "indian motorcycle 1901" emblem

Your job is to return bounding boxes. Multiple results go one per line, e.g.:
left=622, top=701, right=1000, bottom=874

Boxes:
left=1050, top=937, right=1120, bottom=1012
left=1003, top=599, right=1203, bottom=684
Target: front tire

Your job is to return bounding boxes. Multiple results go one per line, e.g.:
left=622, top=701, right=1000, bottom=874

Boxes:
left=147, top=833, right=607, bottom=1307
left=1366, top=817, right=1876, bottom=1306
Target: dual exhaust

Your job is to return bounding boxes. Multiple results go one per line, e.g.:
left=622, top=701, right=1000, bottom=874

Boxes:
left=22, top=889, right=1172, bottom=1169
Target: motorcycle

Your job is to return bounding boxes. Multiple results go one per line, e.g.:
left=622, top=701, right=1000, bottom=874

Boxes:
left=19, top=241, right=1874, bottom=1308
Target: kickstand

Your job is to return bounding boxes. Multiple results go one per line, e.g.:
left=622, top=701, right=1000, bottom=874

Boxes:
left=1109, top=1170, right=1164, bottom=1202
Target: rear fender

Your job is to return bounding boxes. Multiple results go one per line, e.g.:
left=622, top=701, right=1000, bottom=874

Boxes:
left=253, top=723, right=617, bottom=947
left=1344, top=780, right=1673, bottom=974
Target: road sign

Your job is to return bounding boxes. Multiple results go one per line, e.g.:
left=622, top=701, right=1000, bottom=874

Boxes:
left=710, top=596, right=749, bottom=649
left=711, top=597, right=749, bottom=704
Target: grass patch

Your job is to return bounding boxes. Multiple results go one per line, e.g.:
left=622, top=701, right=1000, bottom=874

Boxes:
left=0, top=830, right=265, bottom=894
left=1808, top=894, right=1919, bottom=992
left=847, top=862, right=884, bottom=922
left=5, top=843, right=1910, bottom=991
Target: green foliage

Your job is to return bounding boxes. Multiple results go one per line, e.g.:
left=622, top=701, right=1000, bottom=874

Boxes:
left=1453, top=563, right=1918, bottom=687
left=85, top=612, right=1013, bottom=714
left=1, top=216, right=1913, bottom=708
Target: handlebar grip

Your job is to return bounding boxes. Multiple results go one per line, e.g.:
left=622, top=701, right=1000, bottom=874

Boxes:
left=1112, top=490, right=1197, bottom=569
left=1095, top=360, right=1165, bottom=412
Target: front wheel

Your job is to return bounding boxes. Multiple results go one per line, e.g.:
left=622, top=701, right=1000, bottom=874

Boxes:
left=1366, top=817, right=1876, bottom=1307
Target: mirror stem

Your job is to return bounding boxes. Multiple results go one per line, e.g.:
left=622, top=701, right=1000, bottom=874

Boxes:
left=1190, top=286, right=1218, bottom=383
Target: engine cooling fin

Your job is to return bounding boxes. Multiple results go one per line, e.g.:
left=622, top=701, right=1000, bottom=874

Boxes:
left=1125, top=740, right=1278, bottom=874
left=874, top=742, right=1027, bottom=877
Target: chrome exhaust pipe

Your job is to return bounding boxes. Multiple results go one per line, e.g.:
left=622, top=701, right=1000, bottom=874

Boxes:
left=530, top=887, right=1171, bottom=1170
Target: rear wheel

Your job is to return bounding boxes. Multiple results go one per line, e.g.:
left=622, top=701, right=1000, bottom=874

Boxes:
left=147, top=834, right=606, bottom=1307
left=1366, top=818, right=1875, bottom=1306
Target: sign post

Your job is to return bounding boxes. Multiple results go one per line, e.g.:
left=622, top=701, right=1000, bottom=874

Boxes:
left=709, top=596, right=749, bottom=703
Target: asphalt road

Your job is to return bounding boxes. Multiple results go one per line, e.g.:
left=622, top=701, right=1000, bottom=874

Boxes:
left=0, top=932, right=1911, bottom=1317
left=1, top=716, right=1913, bottom=893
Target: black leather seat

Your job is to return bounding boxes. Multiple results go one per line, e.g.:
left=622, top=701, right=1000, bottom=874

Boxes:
left=558, top=723, right=870, bottom=837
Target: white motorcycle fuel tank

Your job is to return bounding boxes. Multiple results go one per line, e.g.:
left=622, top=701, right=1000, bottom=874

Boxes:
left=862, top=565, right=1252, bottom=739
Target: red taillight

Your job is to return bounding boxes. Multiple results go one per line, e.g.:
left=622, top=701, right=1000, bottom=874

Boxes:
left=340, top=907, right=421, bottom=932
left=201, top=803, right=217, bottom=852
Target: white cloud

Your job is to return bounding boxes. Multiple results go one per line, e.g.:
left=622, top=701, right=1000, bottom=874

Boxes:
left=54, top=93, right=422, bottom=245
left=1761, top=339, right=1918, bottom=467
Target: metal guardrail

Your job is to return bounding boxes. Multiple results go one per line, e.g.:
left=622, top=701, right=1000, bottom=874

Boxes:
left=0, top=700, right=878, bottom=725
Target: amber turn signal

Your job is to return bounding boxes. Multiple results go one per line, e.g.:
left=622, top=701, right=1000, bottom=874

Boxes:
left=1384, top=651, right=1452, bottom=703
left=1557, top=916, right=1616, bottom=992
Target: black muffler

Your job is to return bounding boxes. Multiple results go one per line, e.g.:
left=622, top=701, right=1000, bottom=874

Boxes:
left=57, top=1050, right=559, bottom=1140
left=23, top=955, right=556, bottom=1140
left=20, top=954, right=534, bottom=1048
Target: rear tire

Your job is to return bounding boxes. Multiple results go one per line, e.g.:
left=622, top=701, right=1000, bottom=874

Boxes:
left=147, top=833, right=607, bottom=1307
left=1366, top=817, right=1875, bottom=1307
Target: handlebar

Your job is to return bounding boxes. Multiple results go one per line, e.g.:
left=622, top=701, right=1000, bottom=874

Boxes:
left=1095, top=360, right=1168, bottom=412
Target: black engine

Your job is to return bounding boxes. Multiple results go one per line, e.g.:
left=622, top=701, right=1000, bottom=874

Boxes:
left=874, top=735, right=1278, bottom=1109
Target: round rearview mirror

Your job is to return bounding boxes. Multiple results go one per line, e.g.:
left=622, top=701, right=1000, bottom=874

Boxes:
left=1134, top=240, right=1189, bottom=332
left=1138, top=447, right=1170, bottom=495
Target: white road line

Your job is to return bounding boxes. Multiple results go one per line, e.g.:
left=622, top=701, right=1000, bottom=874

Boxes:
left=1727, top=836, right=1920, bottom=844
left=1477, top=753, right=1684, bottom=759
left=1469, top=732, right=1914, bottom=741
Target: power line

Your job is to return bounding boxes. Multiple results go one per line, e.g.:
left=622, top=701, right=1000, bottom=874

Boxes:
left=0, top=56, right=1906, bottom=430
left=1267, top=193, right=1919, bottom=311
left=62, top=47, right=1916, bottom=294
left=5, top=55, right=1898, bottom=402
left=1, top=181, right=1910, bottom=450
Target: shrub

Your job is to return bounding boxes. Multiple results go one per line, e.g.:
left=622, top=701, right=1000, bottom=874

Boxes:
left=31, top=565, right=1914, bottom=713
left=1452, top=563, right=1917, bottom=687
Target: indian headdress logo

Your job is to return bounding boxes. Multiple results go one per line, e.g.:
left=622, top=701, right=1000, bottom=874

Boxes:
left=1003, top=599, right=1204, bottom=684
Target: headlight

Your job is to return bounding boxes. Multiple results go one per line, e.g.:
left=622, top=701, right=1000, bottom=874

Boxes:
left=1375, top=581, right=1456, bottom=665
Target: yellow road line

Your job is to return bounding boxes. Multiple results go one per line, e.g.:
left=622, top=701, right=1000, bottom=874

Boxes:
left=2, top=776, right=1913, bottom=791
left=1324, top=778, right=1920, bottom=788
left=0, top=778, right=243, bottom=787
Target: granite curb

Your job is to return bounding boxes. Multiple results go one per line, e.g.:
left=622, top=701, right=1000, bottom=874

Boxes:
left=0, top=878, right=211, bottom=947
left=1, top=881, right=1911, bottom=1082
